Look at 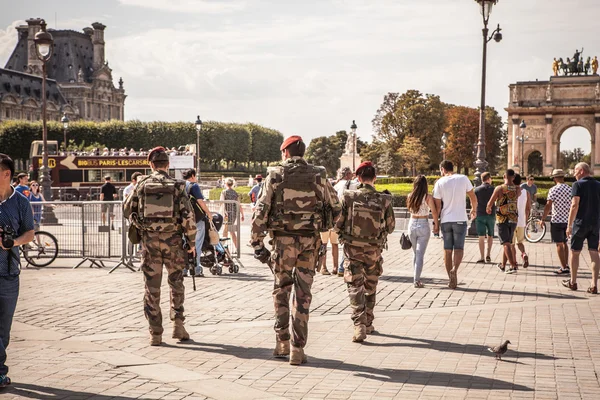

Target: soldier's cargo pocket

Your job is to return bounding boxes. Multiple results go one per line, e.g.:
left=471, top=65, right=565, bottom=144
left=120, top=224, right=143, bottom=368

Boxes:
left=375, top=257, right=384, bottom=277
left=343, top=259, right=355, bottom=284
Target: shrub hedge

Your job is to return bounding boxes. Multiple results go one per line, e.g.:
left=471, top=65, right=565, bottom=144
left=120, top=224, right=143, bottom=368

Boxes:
left=0, top=120, right=283, bottom=167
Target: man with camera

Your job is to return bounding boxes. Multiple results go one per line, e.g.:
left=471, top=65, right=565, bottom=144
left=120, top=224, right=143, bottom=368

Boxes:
left=0, top=154, right=35, bottom=388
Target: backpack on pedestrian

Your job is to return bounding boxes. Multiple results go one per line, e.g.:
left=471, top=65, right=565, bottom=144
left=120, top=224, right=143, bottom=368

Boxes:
left=185, top=181, right=206, bottom=223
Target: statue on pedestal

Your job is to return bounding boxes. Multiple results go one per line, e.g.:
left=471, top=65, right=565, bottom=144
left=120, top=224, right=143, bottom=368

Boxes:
left=512, top=87, right=518, bottom=103
left=592, top=56, right=599, bottom=75
left=343, top=131, right=355, bottom=156
left=552, top=58, right=559, bottom=76
left=546, top=83, right=553, bottom=102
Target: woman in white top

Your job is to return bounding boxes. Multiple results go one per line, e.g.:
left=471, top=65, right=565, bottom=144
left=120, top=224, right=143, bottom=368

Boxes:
left=407, top=175, right=440, bottom=288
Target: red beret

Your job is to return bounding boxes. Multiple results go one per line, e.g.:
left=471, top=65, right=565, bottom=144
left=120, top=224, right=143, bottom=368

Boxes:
left=280, top=135, right=303, bottom=151
left=147, top=146, right=168, bottom=162
left=355, top=161, right=374, bottom=175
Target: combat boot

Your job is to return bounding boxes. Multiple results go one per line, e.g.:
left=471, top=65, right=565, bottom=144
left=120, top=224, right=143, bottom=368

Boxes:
left=172, top=320, right=190, bottom=341
left=352, top=324, right=367, bottom=342
left=366, top=325, right=376, bottom=335
left=150, top=334, right=162, bottom=346
left=273, top=339, right=290, bottom=358
left=289, top=346, right=307, bottom=365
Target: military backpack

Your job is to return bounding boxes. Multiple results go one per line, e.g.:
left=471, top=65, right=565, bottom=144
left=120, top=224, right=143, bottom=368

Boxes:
left=342, top=190, right=392, bottom=246
left=268, top=162, right=325, bottom=234
left=138, top=174, right=180, bottom=232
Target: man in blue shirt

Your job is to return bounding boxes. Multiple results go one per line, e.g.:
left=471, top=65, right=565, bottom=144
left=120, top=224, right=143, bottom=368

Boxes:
left=183, top=169, right=212, bottom=277
left=248, top=175, right=263, bottom=209
left=563, top=162, right=600, bottom=293
left=13, top=173, right=30, bottom=198
left=0, top=154, right=35, bottom=388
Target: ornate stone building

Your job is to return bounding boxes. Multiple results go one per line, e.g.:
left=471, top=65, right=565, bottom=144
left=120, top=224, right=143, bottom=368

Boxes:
left=0, top=18, right=126, bottom=123
left=506, top=75, right=600, bottom=176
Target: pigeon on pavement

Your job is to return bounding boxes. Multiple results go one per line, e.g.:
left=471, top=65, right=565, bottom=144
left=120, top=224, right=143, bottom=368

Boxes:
left=487, top=340, right=511, bottom=360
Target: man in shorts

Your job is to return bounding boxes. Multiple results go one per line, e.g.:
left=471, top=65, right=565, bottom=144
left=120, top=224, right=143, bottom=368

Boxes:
left=318, top=229, right=339, bottom=275
left=100, top=176, right=118, bottom=228
left=433, top=160, right=477, bottom=289
left=540, top=169, right=572, bottom=274
left=505, top=174, right=531, bottom=269
left=474, top=172, right=495, bottom=263
left=562, top=163, right=600, bottom=293
left=487, top=169, right=521, bottom=274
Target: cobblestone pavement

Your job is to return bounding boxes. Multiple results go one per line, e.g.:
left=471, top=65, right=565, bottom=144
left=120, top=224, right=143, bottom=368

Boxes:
left=4, top=230, right=600, bottom=399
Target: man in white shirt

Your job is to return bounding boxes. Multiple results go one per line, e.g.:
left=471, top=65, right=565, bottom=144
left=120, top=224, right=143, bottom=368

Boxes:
left=123, top=172, right=142, bottom=199
left=433, top=160, right=477, bottom=289
left=333, top=167, right=358, bottom=198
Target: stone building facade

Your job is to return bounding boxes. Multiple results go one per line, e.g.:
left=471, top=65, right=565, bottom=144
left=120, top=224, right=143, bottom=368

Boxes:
left=0, top=18, right=126, bottom=123
left=506, top=75, right=600, bottom=176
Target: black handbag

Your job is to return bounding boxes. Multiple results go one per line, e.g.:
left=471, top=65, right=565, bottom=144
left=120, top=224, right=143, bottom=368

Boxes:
left=400, top=232, right=412, bottom=250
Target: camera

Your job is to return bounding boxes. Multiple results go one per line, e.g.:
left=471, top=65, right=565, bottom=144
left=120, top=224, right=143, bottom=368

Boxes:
left=0, top=226, right=16, bottom=249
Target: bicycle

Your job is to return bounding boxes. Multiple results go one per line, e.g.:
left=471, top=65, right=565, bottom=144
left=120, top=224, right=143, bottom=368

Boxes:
left=524, top=203, right=546, bottom=243
left=20, top=230, right=59, bottom=267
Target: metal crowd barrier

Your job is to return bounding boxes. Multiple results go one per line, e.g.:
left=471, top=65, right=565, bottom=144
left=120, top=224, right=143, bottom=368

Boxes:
left=37, top=200, right=132, bottom=272
left=35, top=198, right=243, bottom=272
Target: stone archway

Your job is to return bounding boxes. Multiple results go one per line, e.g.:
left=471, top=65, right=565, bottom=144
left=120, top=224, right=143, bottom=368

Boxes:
left=506, top=75, right=600, bottom=176
left=527, top=150, right=543, bottom=175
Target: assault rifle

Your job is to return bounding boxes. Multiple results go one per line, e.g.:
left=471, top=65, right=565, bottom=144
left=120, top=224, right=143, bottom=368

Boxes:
left=183, top=237, right=197, bottom=291
left=254, top=246, right=274, bottom=275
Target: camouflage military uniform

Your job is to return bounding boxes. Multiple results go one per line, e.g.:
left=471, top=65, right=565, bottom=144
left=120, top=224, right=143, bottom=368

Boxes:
left=334, top=183, right=395, bottom=334
left=123, top=169, right=197, bottom=338
left=251, top=157, right=340, bottom=349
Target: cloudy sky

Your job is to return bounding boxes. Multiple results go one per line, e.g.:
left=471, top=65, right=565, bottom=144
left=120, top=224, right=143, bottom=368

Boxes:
left=1, top=0, right=597, bottom=151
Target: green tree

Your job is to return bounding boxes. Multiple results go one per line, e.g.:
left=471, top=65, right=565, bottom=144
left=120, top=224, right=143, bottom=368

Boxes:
left=305, top=136, right=342, bottom=177
left=397, top=136, right=430, bottom=176
left=560, top=148, right=589, bottom=169
left=372, top=90, right=446, bottom=165
left=359, top=140, right=402, bottom=176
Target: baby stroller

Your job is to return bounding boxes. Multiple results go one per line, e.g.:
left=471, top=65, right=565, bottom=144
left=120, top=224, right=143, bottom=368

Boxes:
left=200, top=213, right=241, bottom=275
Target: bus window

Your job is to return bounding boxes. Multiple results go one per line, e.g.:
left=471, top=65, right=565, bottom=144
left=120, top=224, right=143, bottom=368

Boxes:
left=102, top=170, right=125, bottom=183
left=59, top=170, right=83, bottom=184
left=87, top=170, right=102, bottom=183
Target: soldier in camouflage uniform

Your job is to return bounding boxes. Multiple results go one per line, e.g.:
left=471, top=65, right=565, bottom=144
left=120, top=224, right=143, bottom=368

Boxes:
left=123, top=147, right=197, bottom=346
left=251, top=135, right=340, bottom=365
left=334, top=161, right=395, bottom=342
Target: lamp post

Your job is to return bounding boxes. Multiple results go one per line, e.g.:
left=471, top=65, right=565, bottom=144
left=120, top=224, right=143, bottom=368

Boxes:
left=441, top=132, right=448, bottom=160
left=516, top=120, right=528, bottom=174
left=474, top=0, right=502, bottom=186
left=34, top=20, right=54, bottom=201
left=195, top=115, right=202, bottom=170
left=350, top=120, right=357, bottom=171
left=61, top=112, right=69, bottom=151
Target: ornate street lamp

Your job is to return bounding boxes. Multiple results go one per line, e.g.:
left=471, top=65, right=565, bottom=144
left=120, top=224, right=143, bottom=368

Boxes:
left=34, top=20, right=54, bottom=200
left=195, top=115, right=203, bottom=170
left=441, top=132, right=448, bottom=160
left=474, top=0, right=502, bottom=186
left=350, top=120, right=357, bottom=171
left=61, top=112, right=69, bottom=151
left=516, top=120, right=528, bottom=174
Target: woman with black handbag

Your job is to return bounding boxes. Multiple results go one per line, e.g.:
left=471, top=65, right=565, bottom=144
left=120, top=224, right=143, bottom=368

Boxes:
left=406, top=175, right=440, bottom=288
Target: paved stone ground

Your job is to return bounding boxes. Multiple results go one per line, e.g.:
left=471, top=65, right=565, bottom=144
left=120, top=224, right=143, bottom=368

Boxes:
left=4, top=229, right=600, bottom=399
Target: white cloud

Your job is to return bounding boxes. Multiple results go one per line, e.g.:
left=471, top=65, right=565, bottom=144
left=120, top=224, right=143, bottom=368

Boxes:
left=117, top=0, right=247, bottom=14
left=0, top=20, right=24, bottom=67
